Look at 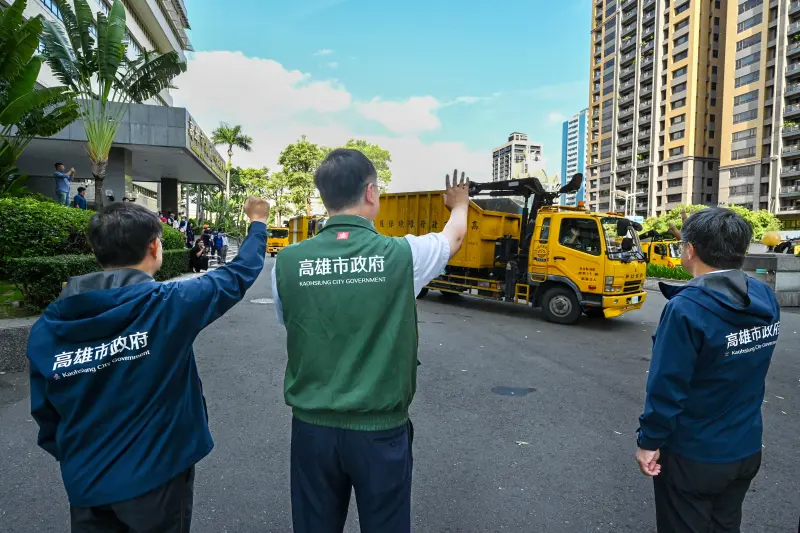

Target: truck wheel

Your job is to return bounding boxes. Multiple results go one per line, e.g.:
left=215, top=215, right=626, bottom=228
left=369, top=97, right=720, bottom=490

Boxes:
left=542, top=287, right=581, bottom=325
left=417, top=288, right=429, bottom=299
left=584, top=308, right=605, bottom=319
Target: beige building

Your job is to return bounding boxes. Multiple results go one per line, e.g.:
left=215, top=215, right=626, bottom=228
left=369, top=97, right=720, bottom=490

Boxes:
left=718, top=0, right=800, bottom=232
left=586, top=0, right=726, bottom=218
left=491, top=133, right=544, bottom=181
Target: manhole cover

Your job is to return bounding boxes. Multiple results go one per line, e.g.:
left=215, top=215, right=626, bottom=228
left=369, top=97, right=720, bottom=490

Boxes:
left=491, top=386, right=535, bottom=397
left=250, top=298, right=274, bottom=304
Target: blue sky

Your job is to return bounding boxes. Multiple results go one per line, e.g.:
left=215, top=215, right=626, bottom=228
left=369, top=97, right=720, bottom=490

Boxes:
left=175, top=0, right=593, bottom=190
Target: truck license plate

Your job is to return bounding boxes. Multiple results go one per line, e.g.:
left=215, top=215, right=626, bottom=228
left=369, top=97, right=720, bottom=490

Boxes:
left=631, top=296, right=640, bottom=304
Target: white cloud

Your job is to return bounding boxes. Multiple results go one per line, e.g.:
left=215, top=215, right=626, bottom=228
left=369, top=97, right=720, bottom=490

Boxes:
left=314, top=48, right=334, bottom=56
left=326, top=61, right=339, bottom=69
left=547, top=111, right=566, bottom=124
left=172, top=51, right=490, bottom=192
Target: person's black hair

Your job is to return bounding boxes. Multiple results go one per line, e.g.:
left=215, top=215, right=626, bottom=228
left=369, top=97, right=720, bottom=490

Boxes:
left=77, top=187, right=86, bottom=193
left=88, top=203, right=163, bottom=268
left=314, top=148, right=377, bottom=211
left=54, top=162, right=63, bottom=168
left=682, top=208, right=752, bottom=269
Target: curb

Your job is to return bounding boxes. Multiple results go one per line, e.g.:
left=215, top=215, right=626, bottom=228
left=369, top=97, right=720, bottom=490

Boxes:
left=644, top=277, right=688, bottom=291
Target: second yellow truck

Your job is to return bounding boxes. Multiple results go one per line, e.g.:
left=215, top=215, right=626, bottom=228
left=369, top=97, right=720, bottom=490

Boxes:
left=376, top=174, right=648, bottom=324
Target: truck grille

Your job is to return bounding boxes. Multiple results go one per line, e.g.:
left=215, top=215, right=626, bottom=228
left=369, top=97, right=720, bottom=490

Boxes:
left=623, top=280, right=642, bottom=294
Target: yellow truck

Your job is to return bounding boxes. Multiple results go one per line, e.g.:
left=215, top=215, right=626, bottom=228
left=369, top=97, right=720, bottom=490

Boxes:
left=376, top=174, right=648, bottom=324
left=288, top=215, right=327, bottom=244
left=639, top=232, right=682, bottom=268
left=267, top=226, right=289, bottom=257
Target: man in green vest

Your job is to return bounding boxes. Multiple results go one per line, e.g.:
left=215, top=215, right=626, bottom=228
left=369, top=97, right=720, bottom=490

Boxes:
left=272, top=148, right=469, bottom=533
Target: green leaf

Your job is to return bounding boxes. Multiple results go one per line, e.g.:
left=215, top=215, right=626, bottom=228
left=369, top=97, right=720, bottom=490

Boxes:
left=0, top=16, right=43, bottom=80
left=0, top=86, right=68, bottom=126
left=41, top=17, right=81, bottom=90
left=71, top=0, right=95, bottom=61
left=98, top=0, right=126, bottom=100
left=1, top=56, right=42, bottom=113
left=123, top=51, right=186, bottom=103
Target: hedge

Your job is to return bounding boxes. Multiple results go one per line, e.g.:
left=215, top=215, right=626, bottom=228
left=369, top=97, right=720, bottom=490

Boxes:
left=8, top=249, right=191, bottom=310
left=647, top=263, right=692, bottom=281
left=0, top=197, right=185, bottom=276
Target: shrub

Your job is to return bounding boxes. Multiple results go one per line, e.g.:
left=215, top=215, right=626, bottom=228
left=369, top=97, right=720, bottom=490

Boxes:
left=161, top=224, right=185, bottom=250
left=8, top=249, right=191, bottom=310
left=647, top=263, right=692, bottom=281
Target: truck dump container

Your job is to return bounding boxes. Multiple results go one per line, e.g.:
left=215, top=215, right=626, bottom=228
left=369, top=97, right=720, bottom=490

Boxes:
left=376, top=191, right=521, bottom=269
left=288, top=215, right=327, bottom=244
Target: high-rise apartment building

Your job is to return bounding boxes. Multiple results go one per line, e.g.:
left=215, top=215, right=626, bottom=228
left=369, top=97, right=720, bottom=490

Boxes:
left=718, top=0, right=800, bottom=232
left=560, top=110, right=588, bottom=206
left=586, top=0, right=726, bottom=218
left=10, top=0, right=224, bottom=214
left=491, top=132, right=544, bottom=181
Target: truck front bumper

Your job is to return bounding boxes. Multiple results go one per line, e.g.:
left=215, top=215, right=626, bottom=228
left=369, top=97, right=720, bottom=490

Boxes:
left=268, top=247, right=283, bottom=254
left=602, top=291, right=647, bottom=318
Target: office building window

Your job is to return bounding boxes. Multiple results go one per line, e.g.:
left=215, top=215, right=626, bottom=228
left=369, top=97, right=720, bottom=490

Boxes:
left=729, top=184, right=754, bottom=195
left=730, top=164, right=756, bottom=178
left=736, top=33, right=761, bottom=52
left=731, top=147, right=756, bottom=160
left=715, top=0, right=720, bottom=7
left=668, top=178, right=682, bottom=187
left=673, top=50, right=689, bottom=62
left=713, top=49, right=719, bottom=58
left=672, top=98, right=686, bottom=109
left=675, top=1, right=690, bottom=15
left=673, top=66, right=688, bottom=78
left=733, top=109, right=758, bottom=123
left=41, top=0, right=62, bottom=19
left=712, top=66, right=718, bottom=74
left=668, top=162, right=683, bottom=172
left=711, top=82, right=717, bottom=90
left=735, top=71, right=760, bottom=87
left=733, top=90, right=759, bottom=106
left=671, top=114, right=686, bottom=125
left=675, top=19, right=690, bottom=31
left=668, top=194, right=682, bottom=202
left=673, top=82, right=687, bottom=93
left=710, top=114, right=716, bottom=122
left=709, top=129, right=715, bottom=138
left=98, top=0, right=110, bottom=15
left=735, top=51, right=761, bottom=69
left=733, top=127, right=757, bottom=141
left=738, top=0, right=759, bottom=14
left=708, top=147, right=715, bottom=156
left=674, top=34, right=689, bottom=46
left=670, top=146, right=685, bottom=157
left=737, top=13, right=762, bottom=33
left=710, top=98, right=717, bottom=107
left=671, top=130, right=685, bottom=141
left=707, top=163, right=714, bottom=171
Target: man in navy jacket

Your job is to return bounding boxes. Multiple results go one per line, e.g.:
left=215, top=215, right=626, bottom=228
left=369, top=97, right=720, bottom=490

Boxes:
left=636, top=208, right=780, bottom=532
left=27, top=198, right=269, bottom=532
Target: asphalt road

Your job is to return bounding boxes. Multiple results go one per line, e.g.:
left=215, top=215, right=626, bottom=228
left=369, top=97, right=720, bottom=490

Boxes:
left=1, top=258, right=798, bottom=532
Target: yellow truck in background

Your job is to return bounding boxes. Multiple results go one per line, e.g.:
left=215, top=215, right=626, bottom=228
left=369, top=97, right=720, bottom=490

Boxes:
left=288, top=215, right=328, bottom=244
left=639, top=232, right=682, bottom=268
left=376, top=174, right=648, bottom=324
left=267, top=226, right=289, bottom=257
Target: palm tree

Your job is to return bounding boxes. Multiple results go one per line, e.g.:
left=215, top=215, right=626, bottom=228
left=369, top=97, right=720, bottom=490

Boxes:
left=212, top=123, right=252, bottom=200
left=40, top=0, right=186, bottom=208
left=0, top=0, right=79, bottom=194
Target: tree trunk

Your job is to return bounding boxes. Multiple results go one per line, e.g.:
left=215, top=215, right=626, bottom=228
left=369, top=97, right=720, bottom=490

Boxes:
left=225, top=149, right=233, bottom=200
left=306, top=196, right=311, bottom=216
left=91, top=159, right=108, bottom=209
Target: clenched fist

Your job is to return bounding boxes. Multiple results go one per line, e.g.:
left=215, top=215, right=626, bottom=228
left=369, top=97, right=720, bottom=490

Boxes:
left=244, top=196, right=270, bottom=224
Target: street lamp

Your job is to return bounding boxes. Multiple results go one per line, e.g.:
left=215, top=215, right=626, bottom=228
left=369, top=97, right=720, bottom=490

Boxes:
left=613, top=189, right=636, bottom=217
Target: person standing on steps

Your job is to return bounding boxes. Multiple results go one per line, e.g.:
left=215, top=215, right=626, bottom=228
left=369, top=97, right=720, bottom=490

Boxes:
left=26, top=197, right=269, bottom=533
left=636, top=208, right=780, bottom=533
left=272, top=148, right=470, bottom=533
left=73, top=187, right=87, bottom=210
left=53, top=162, right=75, bottom=206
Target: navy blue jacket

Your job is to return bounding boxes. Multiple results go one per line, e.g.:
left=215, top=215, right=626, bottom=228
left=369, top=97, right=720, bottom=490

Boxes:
left=27, top=222, right=267, bottom=507
left=73, top=194, right=86, bottom=210
left=638, top=270, right=780, bottom=463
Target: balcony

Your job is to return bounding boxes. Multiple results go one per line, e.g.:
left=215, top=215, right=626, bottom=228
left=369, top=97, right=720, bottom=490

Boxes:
left=789, top=42, right=800, bottom=59
left=639, top=115, right=652, bottom=125
left=782, top=165, right=800, bottom=177
left=618, top=135, right=633, bottom=145
left=621, top=38, right=637, bottom=52
left=621, top=0, right=635, bottom=7
left=790, top=0, right=800, bottom=14
left=638, top=130, right=652, bottom=140
left=618, top=163, right=633, bottom=171
left=643, top=0, right=655, bottom=7
left=790, top=22, right=800, bottom=36
left=641, top=57, right=654, bottom=69
left=637, top=173, right=650, bottom=182
left=620, top=80, right=636, bottom=93
left=619, top=93, right=635, bottom=105
left=619, top=107, right=634, bottom=119
left=643, top=25, right=655, bottom=38
left=637, top=157, right=651, bottom=166
left=641, top=85, right=653, bottom=95
left=787, top=83, right=800, bottom=97
left=783, top=144, right=800, bottom=157
left=784, top=125, right=800, bottom=138
left=621, top=51, right=637, bottom=65
left=622, top=24, right=637, bottom=39
left=788, top=63, right=800, bottom=78
left=617, top=177, right=632, bottom=186
left=642, top=12, right=655, bottom=25
left=636, top=189, right=649, bottom=196
left=623, top=8, right=637, bottom=22
left=786, top=103, right=800, bottom=118
left=594, top=71, right=602, bottom=80
left=620, top=66, right=636, bottom=79
left=641, top=41, right=654, bottom=54
left=779, top=205, right=800, bottom=213
left=780, top=185, right=800, bottom=196
left=618, top=149, right=633, bottom=158
left=619, top=121, right=634, bottom=132
left=636, top=203, right=648, bottom=210
left=638, top=144, right=651, bottom=153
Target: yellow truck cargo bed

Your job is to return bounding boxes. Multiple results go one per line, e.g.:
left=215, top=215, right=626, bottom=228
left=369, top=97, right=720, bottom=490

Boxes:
left=376, top=191, right=522, bottom=269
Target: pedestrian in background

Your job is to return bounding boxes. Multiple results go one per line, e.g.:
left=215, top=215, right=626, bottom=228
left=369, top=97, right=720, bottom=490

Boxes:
left=636, top=208, right=780, bottom=532
left=73, top=187, right=87, bottom=210
left=53, top=162, right=75, bottom=206
left=219, top=231, right=229, bottom=265
left=213, top=229, right=224, bottom=260
left=186, top=221, right=195, bottom=249
left=273, top=149, right=470, bottom=533
left=26, top=197, right=268, bottom=532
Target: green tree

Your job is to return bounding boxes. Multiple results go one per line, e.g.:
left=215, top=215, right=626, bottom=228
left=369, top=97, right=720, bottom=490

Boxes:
left=231, top=166, right=269, bottom=198
left=279, top=135, right=324, bottom=215
left=212, top=123, right=252, bottom=200
left=0, top=0, right=79, bottom=196
left=322, top=139, right=393, bottom=192
left=264, top=170, right=294, bottom=226
left=41, top=0, right=186, bottom=208
left=642, top=204, right=781, bottom=240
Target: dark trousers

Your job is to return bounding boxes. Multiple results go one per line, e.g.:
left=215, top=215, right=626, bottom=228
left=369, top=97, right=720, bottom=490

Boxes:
left=70, top=468, right=195, bottom=533
left=291, top=417, right=413, bottom=533
left=653, top=450, right=761, bottom=533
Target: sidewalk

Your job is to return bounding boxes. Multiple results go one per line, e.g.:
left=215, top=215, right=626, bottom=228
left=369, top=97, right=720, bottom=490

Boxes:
left=169, top=242, right=240, bottom=282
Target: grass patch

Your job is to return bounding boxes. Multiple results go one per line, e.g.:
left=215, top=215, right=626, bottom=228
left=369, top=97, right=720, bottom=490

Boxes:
left=647, top=263, right=692, bottom=281
left=0, top=281, right=37, bottom=319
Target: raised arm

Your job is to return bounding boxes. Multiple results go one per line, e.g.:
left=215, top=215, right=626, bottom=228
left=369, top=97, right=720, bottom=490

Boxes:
left=441, top=168, right=470, bottom=259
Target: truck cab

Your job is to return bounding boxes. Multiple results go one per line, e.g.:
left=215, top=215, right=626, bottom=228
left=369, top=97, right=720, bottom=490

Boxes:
left=640, top=234, right=682, bottom=268
left=267, top=227, right=289, bottom=257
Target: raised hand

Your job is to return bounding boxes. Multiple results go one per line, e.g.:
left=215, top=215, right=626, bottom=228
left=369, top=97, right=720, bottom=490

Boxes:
left=444, top=168, right=470, bottom=212
left=244, top=196, right=270, bottom=224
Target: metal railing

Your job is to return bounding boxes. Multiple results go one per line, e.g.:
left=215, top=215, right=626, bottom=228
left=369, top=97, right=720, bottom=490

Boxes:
left=617, top=163, right=633, bottom=171
left=784, top=145, right=800, bottom=154
left=620, top=121, right=634, bottom=130
left=784, top=125, right=800, bottom=136
left=782, top=165, right=800, bottom=174
left=780, top=186, right=800, bottom=194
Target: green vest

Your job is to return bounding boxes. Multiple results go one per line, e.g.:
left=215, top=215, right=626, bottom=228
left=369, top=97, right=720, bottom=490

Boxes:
left=275, top=215, right=418, bottom=431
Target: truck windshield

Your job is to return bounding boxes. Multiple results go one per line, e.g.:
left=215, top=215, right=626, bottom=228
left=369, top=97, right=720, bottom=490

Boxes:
left=268, top=229, right=288, bottom=239
left=601, top=217, right=644, bottom=261
left=668, top=243, right=681, bottom=258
